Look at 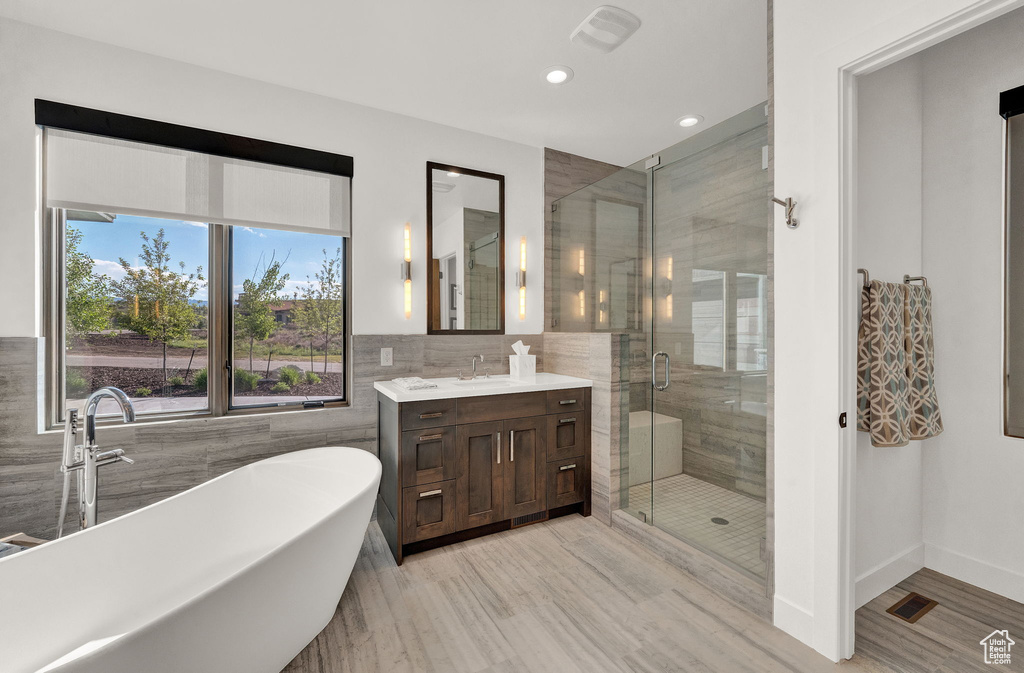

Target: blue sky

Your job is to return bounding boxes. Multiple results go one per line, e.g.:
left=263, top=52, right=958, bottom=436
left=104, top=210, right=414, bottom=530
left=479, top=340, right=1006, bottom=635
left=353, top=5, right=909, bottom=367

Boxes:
left=68, top=213, right=343, bottom=302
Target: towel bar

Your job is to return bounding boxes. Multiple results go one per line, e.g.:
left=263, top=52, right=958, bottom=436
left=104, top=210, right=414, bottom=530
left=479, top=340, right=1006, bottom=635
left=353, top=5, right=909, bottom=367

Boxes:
left=856, top=269, right=928, bottom=288
left=903, top=275, right=928, bottom=287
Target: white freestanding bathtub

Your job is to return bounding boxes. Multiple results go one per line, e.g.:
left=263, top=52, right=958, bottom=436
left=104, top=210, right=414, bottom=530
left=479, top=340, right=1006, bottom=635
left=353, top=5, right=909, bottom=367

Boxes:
left=0, top=446, right=381, bottom=673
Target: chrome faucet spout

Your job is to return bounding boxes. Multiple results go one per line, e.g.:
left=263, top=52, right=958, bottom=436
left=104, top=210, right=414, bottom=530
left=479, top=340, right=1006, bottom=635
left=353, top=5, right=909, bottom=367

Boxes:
left=84, top=386, right=136, bottom=447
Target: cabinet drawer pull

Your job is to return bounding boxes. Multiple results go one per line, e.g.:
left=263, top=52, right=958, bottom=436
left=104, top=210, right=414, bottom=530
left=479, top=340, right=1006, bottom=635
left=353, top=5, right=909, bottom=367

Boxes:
left=510, top=430, right=515, bottom=462
left=496, top=431, right=501, bottom=464
left=419, top=489, right=443, bottom=498
left=418, top=433, right=443, bottom=441
left=559, top=464, right=577, bottom=471
left=559, top=399, right=577, bottom=405
left=419, top=411, right=444, bottom=419
left=559, top=417, right=576, bottom=424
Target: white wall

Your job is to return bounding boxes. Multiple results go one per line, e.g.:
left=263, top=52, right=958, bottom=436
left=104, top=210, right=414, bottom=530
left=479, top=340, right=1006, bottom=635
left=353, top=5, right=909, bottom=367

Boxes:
left=854, top=54, right=926, bottom=609
left=0, top=18, right=545, bottom=337
left=774, top=0, right=1024, bottom=660
left=918, top=10, right=1024, bottom=601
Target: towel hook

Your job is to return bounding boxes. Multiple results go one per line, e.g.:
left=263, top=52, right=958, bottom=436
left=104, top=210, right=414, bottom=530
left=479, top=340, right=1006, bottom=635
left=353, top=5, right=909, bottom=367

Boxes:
left=772, top=196, right=799, bottom=229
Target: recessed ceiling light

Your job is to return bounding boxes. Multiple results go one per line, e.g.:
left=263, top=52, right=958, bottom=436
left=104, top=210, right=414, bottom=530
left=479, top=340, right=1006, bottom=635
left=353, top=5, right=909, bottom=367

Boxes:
left=543, top=65, right=574, bottom=85
left=676, top=114, right=704, bottom=128
left=447, top=171, right=460, bottom=177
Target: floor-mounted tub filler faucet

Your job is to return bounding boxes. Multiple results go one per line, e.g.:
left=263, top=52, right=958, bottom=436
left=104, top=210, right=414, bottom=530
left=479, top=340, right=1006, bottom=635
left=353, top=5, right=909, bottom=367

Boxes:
left=57, top=387, right=136, bottom=537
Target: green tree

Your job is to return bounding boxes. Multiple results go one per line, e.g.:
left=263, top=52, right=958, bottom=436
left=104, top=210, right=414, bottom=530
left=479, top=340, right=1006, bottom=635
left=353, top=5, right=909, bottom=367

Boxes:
left=65, top=226, right=114, bottom=346
left=236, top=256, right=289, bottom=373
left=292, top=248, right=344, bottom=374
left=111, top=229, right=205, bottom=383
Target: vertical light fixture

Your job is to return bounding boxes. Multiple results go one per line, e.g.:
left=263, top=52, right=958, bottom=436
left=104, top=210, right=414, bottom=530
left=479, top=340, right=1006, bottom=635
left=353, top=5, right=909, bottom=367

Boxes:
left=665, top=256, right=673, bottom=321
left=402, top=222, right=412, bottom=320
left=598, top=289, right=607, bottom=324
left=516, top=235, right=527, bottom=320
left=577, top=248, right=586, bottom=318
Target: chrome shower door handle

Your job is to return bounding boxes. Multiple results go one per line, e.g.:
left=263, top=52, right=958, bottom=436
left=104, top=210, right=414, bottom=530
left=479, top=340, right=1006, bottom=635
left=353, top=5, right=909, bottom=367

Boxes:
left=653, top=351, right=670, bottom=391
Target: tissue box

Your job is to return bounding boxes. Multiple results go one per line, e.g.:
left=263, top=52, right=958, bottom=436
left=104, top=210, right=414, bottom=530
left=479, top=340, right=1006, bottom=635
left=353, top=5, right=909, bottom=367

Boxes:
left=509, top=354, right=536, bottom=381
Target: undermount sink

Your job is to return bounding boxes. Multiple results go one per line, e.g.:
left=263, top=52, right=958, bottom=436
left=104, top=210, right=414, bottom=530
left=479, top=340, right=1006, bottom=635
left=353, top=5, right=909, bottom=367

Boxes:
left=450, top=378, right=515, bottom=388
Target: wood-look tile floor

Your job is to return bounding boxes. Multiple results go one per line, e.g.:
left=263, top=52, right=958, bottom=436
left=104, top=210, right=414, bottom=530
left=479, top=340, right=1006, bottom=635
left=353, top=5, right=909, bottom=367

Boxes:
left=283, top=516, right=1022, bottom=672
left=855, top=567, right=1024, bottom=672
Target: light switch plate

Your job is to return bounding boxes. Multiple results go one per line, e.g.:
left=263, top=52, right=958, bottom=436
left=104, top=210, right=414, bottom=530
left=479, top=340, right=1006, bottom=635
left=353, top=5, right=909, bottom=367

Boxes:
left=380, top=347, right=393, bottom=366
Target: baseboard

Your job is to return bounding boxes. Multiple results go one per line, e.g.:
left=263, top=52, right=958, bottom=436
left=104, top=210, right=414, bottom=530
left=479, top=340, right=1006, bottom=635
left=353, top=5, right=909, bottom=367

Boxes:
left=773, top=594, right=814, bottom=649
left=925, top=542, right=1024, bottom=603
left=855, top=543, right=925, bottom=608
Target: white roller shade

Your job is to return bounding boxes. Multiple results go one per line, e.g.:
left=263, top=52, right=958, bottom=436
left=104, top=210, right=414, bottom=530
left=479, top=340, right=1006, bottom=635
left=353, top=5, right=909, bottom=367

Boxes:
left=45, top=128, right=351, bottom=236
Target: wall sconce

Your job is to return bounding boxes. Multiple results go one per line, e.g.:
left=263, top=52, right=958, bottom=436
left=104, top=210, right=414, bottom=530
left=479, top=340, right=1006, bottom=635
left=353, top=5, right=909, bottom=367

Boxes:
left=402, top=222, right=412, bottom=320
left=662, top=256, right=673, bottom=321
left=575, top=248, right=586, bottom=317
left=598, top=289, right=607, bottom=324
left=516, top=236, right=527, bottom=320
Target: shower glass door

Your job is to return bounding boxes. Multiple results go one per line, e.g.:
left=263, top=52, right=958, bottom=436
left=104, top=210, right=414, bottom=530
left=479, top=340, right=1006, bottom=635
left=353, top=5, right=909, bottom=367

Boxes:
left=548, top=105, right=769, bottom=583
left=644, top=107, right=770, bottom=582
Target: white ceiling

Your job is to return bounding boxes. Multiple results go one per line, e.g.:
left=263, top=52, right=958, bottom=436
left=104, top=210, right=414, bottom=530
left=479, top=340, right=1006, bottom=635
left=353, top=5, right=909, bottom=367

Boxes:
left=0, top=0, right=767, bottom=166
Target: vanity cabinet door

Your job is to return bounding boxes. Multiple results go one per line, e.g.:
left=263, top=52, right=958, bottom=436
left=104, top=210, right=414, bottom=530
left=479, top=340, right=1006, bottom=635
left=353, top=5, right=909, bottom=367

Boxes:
left=503, top=417, right=547, bottom=519
left=546, top=413, right=587, bottom=462
left=402, top=480, right=456, bottom=543
left=402, top=427, right=456, bottom=486
left=455, top=421, right=505, bottom=531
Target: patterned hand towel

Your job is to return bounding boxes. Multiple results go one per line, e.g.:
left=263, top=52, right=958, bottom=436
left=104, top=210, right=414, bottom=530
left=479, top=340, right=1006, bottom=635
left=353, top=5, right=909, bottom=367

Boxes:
left=857, top=280, right=911, bottom=447
left=903, top=284, right=943, bottom=438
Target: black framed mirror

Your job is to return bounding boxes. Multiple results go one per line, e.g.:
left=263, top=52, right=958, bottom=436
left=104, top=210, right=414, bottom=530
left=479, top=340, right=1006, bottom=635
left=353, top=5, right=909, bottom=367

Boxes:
left=426, top=162, right=505, bottom=334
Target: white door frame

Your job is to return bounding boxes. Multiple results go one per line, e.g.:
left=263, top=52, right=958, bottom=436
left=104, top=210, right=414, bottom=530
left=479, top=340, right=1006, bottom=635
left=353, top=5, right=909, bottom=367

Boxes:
left=835, top=0, right=1024, bottom=659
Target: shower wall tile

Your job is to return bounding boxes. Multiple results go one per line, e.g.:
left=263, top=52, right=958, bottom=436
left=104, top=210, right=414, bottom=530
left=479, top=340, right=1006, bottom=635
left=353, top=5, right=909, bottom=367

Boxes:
left=0, top=333, right=543, bottom=539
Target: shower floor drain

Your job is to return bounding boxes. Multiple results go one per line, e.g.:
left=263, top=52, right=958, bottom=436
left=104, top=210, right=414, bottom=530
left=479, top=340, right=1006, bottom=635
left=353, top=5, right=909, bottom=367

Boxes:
left=711, top=517, right=729, bottom=525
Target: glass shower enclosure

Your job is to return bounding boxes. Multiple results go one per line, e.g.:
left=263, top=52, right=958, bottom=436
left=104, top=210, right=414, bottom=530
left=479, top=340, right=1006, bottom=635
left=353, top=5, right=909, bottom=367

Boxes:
left=550, top=104, right=770, bottom=582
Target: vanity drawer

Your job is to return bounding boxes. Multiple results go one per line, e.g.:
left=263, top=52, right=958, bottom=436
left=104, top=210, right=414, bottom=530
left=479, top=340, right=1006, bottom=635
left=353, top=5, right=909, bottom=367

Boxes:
left=547, top=458, right=586, bottom=508
left=546, top=413, right=587, bottom=462
left=402, top=480, right=456, bottom=543
left=456, top=391, right=546, bottom=424
left=401, top=398, right=457, bottom=430
left=402, top=427, right=456, bottom=486
left=546, top=388, right=585, bottom=414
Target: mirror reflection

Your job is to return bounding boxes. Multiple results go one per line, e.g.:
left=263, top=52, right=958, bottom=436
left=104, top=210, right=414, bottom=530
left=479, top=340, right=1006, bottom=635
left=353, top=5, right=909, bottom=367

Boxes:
left=427, top=163, right=504, bottom=333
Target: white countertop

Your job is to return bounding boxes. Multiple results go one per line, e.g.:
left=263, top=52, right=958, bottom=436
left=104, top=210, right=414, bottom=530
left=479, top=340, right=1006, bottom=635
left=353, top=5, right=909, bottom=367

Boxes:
left=374, top=373, right=592, bottom=403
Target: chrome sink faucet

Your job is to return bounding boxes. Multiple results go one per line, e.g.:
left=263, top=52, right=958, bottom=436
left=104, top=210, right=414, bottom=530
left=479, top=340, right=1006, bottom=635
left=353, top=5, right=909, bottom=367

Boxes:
left=457, top=355, right=487, bottom=381
left=58, top=387, right=136, bottom=535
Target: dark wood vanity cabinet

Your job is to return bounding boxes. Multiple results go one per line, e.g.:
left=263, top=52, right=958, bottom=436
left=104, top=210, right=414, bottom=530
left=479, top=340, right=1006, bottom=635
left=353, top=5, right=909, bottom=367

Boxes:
left=377, top=387, right=591, bottom=564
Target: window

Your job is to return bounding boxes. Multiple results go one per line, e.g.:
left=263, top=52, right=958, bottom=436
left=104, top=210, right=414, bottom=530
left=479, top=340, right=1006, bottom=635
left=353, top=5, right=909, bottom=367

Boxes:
left=690, top=269, right=767, bottom=372
left=230, top=227, right=346, bottom=409
left=62, top=211, right=211, bottom=415
left=41, top=101, right=352, bottom=425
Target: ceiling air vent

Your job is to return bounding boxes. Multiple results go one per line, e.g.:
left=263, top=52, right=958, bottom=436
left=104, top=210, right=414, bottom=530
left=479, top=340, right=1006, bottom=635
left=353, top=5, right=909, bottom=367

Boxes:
left=432, top=181, right=456, bottom=193
left=570, top=6, right=641, bottom=53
